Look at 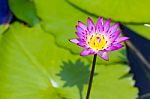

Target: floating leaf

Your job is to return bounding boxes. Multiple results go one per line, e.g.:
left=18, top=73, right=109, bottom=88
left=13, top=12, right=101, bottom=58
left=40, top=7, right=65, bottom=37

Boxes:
left=0, top=24, right=9, bottom=34
left=33, top=0, right=125, bottom=64
left=67, top=0, right=150, bottom=23
left=9, top=0, right=40, bottom=26
left=90, top=64, right=138, bottom=99
left=0, top=22, right=138, bottom=99
left=125, top=24, right=150, bottom=40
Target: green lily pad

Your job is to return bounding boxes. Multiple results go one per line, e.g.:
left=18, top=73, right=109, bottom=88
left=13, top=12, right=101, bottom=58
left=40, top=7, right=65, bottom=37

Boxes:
left=0, top=24, right=9, bottom=41
left=0, top=22, right=88, bottom=99
left=0, top=22, right=138, bottom=99
left=33, top=0, right=126, bottom=64
left=0, top=24, right=9, bottom=34
left=67, top=0, right=150, bottom=23
left=126, top=24, right=150, bottom=40
left=34, top=0, right=94, bottom=54
left=9, top=0, right=40, bottom=26
left=88, top=64, right=138, bottom=99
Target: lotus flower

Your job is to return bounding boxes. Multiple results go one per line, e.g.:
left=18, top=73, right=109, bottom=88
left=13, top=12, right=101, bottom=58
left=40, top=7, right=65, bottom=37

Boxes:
left=69, top=17, right=128, bottom=60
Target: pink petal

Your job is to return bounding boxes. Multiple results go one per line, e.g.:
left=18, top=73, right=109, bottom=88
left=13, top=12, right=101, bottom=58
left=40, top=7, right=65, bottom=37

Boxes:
left=78, top=21, right=87, bottom=30
left=109, top=30, right=122, bottom=41
left=108, top=22, right=119, bottom=34
left=90, top=50, right=97, bottom=54
left=97, top=51, right=108, bottom=60
left=106, top=44, right=124, bottom=51
left=76, top=32, right=83, bottom=37
left=103, top=18, right=111, bottom=32
left=69, top=39, right=79, bottom=44
left=77, top=42, right=87, bottom=48
left=114, top=36, right=129, bottom=44
left=76, top=32, right=86, bottom=39
left=87, top=17, right=95, bottom=32
left=80, top=49, right=91, bottom=56
left=76, top=25, right=85, bottom=33
left=96, top=17, right=103, bottom=33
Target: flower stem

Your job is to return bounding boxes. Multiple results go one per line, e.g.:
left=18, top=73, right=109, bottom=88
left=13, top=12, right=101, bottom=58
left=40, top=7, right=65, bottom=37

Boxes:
left=86, top=54, right=97, bottom=99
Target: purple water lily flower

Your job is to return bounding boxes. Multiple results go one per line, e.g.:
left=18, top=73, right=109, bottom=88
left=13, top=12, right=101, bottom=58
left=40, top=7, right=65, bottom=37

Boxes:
left=69, top=17, right=128, bottom=60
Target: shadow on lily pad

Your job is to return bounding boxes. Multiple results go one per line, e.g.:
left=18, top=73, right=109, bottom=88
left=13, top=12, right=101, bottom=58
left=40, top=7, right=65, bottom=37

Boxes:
left=57, top=59, right=90, bottom=99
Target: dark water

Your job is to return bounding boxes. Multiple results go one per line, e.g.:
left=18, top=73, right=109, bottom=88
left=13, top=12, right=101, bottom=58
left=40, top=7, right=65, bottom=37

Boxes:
left=121, top=24, right=150, bottom=98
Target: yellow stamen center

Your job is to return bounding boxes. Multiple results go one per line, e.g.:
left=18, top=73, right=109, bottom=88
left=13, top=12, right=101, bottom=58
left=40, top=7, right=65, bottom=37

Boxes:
left=87, top=34, right=107, bottom=50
